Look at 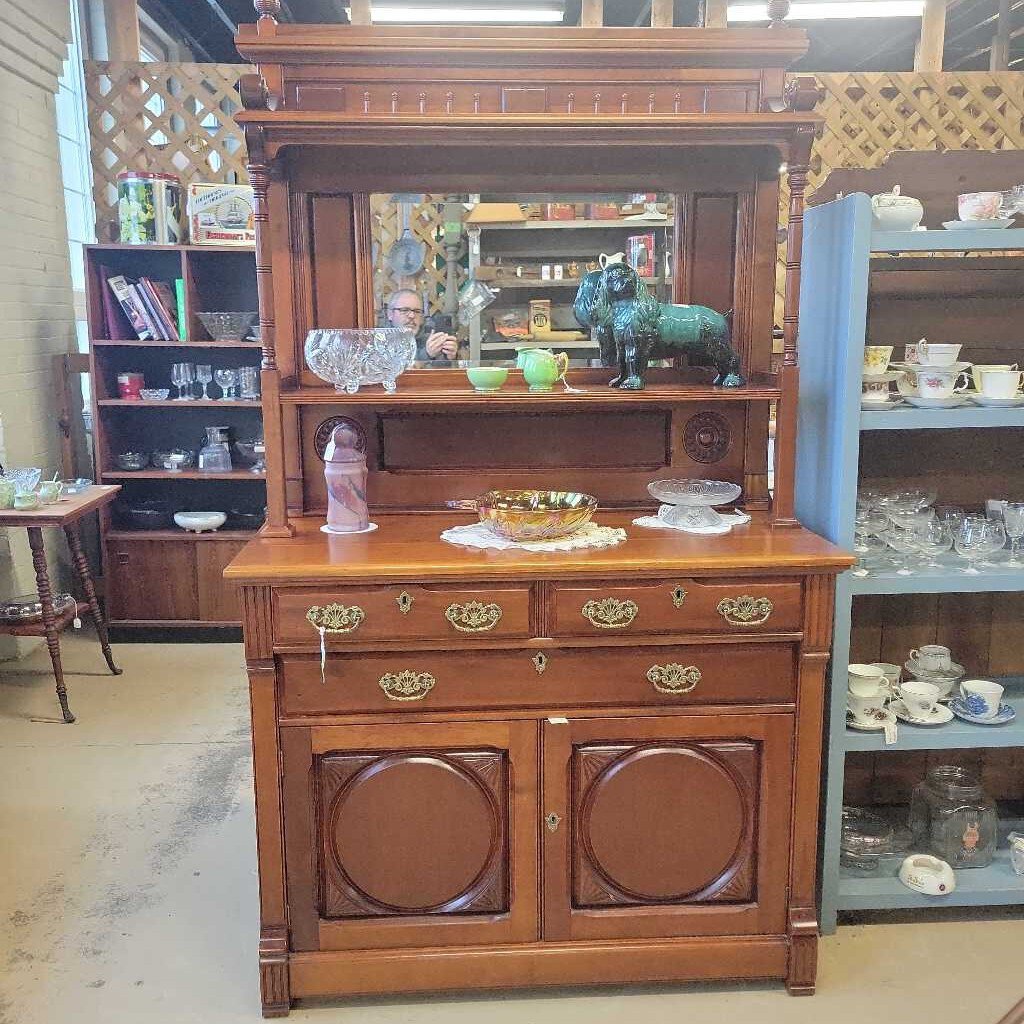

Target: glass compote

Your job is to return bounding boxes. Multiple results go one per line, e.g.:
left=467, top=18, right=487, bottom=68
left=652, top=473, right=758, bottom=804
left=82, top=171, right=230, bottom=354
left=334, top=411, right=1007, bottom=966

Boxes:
left=955, top=516, right=995, bottom=574
left=913, top=520, right=953, bottom=569
left=1003, top=502, right=1024, bottom=567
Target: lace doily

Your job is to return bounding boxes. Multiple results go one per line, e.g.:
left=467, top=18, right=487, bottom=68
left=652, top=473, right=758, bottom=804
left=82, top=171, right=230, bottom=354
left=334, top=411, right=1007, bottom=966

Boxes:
left=441, top=521, right=627, bottom=551
left=632, top=509, right=751, bottom=535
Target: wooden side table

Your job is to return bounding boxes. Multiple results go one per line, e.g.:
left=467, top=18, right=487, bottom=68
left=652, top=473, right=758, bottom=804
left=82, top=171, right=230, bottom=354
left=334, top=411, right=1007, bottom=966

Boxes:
left=0, top=485, right=123, bottom=723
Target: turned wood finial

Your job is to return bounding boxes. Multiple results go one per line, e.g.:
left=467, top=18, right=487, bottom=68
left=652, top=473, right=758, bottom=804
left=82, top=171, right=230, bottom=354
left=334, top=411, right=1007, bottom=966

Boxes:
left=767, top=0, right=790, bottom=26
left=255, top=0, right=281, bottom=20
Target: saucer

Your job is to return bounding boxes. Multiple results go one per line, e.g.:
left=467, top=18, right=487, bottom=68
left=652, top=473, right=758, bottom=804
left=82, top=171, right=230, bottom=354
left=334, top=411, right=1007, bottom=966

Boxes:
left=862, top=371, right=902, bottom=384
left=904, top=396, right=970, bottom=409
left=892, top=361, right=972, bottom=374
left=861, top=398, right=904, bottom=410
left=846, top=707, right=897, bottom=731
left=968, top=393, right=1024, bottom=408
left=942, top=218, right=1015, bottom=230
left=948, top=698, right=1016, bottom=725
left=891, top=699, right=954, bottom=726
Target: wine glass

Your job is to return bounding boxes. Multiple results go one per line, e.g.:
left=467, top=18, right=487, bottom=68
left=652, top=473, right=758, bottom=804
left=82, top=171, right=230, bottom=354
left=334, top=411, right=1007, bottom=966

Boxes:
left=214, top=369, right=235, bottom=400
left=955, top=516, right=994, bottom=574
left=853, top=511, right=889, bottom=554
left=171, top=362, right=195, bottom=400
left=195, top=364, right=213, bottom=400
left=913, top=520, right=953, bottom=569
left=1004, top=502, right=1024, bottom=567
left=979, top=520, right=1007, bottom=568
left=852, top=533, right=889, bottom=577
left=883, top=525, right=920, bottom=576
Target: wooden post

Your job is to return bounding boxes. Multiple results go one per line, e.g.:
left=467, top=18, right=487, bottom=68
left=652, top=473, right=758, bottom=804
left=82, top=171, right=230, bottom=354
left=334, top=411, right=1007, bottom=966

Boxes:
left=651, top=0, right=674, bottom=27
left=915, top=0, right=947, bottom=71
left=102, top=0, right=140, bottom=60
left=990, top=0, right=1011, bottom=70
left=704, top=0, right=728, bottom=28
left=581, top=0, right=604, bottom=25
left=350, top=0, right=372, bottom=25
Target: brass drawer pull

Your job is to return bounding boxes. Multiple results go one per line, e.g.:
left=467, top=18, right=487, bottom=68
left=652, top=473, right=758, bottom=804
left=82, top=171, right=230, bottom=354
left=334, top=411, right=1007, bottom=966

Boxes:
left=379, top=671, right=436, bottom=702
left=581, top=597, right=638, bottom=629
left=647, top=663, right=701, bottom=695
left=306, top=603, right=365, bottom=634
left=717, top=595, right=774, bottom=626
left=445, top=600, right=502, bottom=633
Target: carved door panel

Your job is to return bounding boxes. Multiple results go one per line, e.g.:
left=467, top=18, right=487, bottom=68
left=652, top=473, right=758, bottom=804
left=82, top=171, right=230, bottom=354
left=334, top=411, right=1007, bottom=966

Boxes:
left=281, top=720, right=538, bottom=952
left=542, top=713, right=793, bottom=941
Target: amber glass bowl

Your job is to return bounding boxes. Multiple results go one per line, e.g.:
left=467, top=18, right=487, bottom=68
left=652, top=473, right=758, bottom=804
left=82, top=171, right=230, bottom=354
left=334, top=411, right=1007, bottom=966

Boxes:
left=449, top=489, right=598, bottom=541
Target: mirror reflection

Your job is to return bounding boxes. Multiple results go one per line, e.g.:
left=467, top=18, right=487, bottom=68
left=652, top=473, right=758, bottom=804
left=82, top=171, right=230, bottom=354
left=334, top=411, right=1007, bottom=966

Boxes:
left=371, top=192, right=675, bottom=367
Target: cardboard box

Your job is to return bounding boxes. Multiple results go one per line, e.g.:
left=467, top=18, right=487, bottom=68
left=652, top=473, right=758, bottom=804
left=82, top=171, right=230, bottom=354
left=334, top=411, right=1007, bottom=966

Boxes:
left=465, top=202, right=527, bottom=224
left=529, top=299, right=552, bottom=332
left=187, top=183, right=255, bottom=245
left=586, top=202, right=619, bottom=220
left=543, top=203, right=575, bottom=221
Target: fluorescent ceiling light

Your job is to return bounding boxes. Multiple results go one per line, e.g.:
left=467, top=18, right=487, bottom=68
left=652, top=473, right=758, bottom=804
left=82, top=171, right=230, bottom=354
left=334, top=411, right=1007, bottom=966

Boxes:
left=348, top=4, right=564, bottom=21
left=728, top=1, right=924, bottom=19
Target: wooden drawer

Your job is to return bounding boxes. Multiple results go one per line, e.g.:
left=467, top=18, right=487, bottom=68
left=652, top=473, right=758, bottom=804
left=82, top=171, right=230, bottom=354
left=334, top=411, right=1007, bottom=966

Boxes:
left=273, top=583, right=532, bottom=644
left=550, top=577, right=802, bottom=637
left=279, top=642, right=796, bottom=716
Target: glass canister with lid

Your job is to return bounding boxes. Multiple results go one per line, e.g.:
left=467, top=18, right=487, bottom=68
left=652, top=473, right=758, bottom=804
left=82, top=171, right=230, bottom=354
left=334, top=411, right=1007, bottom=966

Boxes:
left=909, top=765, right=997, bottom=869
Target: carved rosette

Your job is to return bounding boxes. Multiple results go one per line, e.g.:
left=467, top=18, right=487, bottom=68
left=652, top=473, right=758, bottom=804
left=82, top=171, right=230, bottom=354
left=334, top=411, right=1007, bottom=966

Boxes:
left=314, top=416, right=367, bottom=460
left=581, top=597, right=639, bottom=629
left=378, top=671, right=437, bottom=701
left=717, top=595, right=774, bottom=626
left=646, top=663, right=702, bottom=695
left=445, top=601, right=503, bottom=633
left=682, top=411, right=732, bottom=464
left=306, top=603, right=366, bottom=634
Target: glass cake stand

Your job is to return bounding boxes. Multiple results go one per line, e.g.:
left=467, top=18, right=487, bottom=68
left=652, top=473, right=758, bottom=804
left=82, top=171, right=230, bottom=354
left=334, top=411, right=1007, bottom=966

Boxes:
left=647, top=478, right=743, bottom=531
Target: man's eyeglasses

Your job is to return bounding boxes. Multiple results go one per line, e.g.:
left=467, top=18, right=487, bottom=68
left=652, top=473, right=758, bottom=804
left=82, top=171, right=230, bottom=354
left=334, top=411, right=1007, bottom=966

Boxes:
left=389, top=306, right=422, bottom=316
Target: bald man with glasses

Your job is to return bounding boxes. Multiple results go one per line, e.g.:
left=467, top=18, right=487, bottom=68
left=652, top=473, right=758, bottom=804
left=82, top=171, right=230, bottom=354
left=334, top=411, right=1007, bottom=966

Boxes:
left=386, top=289, right=459, bottom=363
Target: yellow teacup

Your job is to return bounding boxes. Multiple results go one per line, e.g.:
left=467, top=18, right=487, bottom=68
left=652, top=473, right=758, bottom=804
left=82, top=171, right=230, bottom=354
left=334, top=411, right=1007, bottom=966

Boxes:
left=863, top=345, right=894, bottom=375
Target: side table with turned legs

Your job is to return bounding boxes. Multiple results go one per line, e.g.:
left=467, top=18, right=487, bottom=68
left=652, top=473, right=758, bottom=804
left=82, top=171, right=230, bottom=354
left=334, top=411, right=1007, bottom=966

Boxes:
left=0, top=485, right=122, bottom=722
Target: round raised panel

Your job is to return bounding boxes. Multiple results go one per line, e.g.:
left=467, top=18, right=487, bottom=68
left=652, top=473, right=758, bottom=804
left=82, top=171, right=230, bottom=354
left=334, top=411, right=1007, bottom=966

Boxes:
left=580, top=745, right=746, bottom=901
left=327, top=754, right=500, bottom=913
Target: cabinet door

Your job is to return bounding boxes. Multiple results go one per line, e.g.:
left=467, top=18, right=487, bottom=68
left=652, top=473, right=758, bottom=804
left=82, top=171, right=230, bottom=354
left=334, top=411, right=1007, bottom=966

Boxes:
left=196, top=539, right=247, bottom=622
left=542, top=713, right=793, bottom=941
left=106, top=539, right=198, bottom=622
left=281, top=720, right=538, bottom=952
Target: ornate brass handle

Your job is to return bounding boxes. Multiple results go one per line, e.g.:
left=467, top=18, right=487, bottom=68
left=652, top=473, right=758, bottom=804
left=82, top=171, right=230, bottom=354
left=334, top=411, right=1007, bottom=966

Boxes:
left=378, top=671, right=436, bottom=701
left=306, top=603, right=365, bottom=634
left=647, top=663, right=701, bottom=695
left=581, top=597, right=638, bottom=629
left=717, top=595, right=774, bottom=626
left=445, top=600, right=502, bottom=633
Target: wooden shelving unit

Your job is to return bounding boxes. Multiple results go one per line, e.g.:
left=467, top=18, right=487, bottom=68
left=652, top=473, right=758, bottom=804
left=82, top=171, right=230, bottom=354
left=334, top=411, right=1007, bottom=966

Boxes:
left=796, top=193, right=1024, bottom=930
left=85, top=242, right=265, bottom=629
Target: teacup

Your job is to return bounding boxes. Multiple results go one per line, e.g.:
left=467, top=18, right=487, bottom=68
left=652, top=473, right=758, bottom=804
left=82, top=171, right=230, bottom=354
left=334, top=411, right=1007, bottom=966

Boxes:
left=904, top=342, right=922, bottom=364
left=848, top=663, right=887, bottom=696
left=917, top=341, right=961, bottom=367
left=38, top=481, right=63, bottom=504
left=863, top=346, right=894, bottom=374
left=971, top=364, right=1018, bottom=391
left=959, top=679, right=1004, bottom=719
left=862, top=380, right=891, bottom=403
left=871, top=662, right=902, bottom=691
left=900, top=369, right=970, bottom=399
left=979, top=369, right=1024, bottom=399
left=13, top=492, right=40, bottom=511
left=909, top=644, right=952, bottom=672
left=848, top=691, right=889, bottom=725
left=958, top=191, right=1004, bottom=221
left=465, top=366, right=509, bottom=392
left=899, top=680, right=940, bottom=718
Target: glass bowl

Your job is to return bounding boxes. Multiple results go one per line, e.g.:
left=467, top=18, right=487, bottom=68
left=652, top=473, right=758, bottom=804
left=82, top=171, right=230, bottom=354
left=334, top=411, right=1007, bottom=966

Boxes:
left=304, top=328, right=417, bottom=393
left=0, top=592, right=75, bottom=623
left=61, top=478, right=92, bottom=495
left=449, top=489, right=598, bottom=541
left=151, top=449, right=195, bottom=471
left=139, top=388, right=170, bottom=401
left=1, top=468, right=42, bottom=494
left=116, top=451, right=150, bottom=472
left=197, top=311, right=258, bottom=342
left=647, top=478, right=743, bottom=507
left=116, top=500, right=172, bottom=530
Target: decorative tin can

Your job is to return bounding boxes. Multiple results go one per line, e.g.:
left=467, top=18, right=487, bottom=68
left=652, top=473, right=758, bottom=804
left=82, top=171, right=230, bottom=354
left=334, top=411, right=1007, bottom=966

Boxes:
left=117, top=171, right=184, bottom=245
left=187, top=183, right=256, bottom=245
left=117, top=372, right=145, bottom=400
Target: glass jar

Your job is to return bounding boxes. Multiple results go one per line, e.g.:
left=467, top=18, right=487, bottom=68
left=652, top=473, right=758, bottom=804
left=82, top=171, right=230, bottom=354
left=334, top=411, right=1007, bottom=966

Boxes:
left=197, top=426, right=233, bottom=473
left=909, top=765, right=997, bottom=869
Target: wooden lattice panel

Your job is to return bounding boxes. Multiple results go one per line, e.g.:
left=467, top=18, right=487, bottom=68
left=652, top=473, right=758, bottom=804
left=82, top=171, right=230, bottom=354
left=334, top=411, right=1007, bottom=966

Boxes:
left=775, top=72, right=1024, bottom=335
left=85, top=62, right=254, bottom=240
left=369, top=194, right=465, bottom=319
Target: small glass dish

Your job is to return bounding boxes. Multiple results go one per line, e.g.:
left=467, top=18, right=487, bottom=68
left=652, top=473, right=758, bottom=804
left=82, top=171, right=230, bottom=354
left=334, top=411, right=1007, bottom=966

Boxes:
left=115, top=451, right=150, bottom=472
left=60, top=478, right=92, bottom=495
left=139, top=388, right=170, bottom=401
left=150, top=449, right=195, bottom=471
left=197, top=311, right=258, bottom=342
left=0, top=592, right=75, bottom=623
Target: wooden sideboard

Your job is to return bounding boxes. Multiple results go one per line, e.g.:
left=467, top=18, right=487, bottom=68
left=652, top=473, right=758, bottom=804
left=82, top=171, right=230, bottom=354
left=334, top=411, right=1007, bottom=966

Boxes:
left=229, top=8, right=851, bottom=1016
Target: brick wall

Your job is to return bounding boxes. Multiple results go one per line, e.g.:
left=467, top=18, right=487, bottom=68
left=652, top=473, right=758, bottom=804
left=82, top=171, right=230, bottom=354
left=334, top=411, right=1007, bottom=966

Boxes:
left=0, top=0, right=76, bottom=658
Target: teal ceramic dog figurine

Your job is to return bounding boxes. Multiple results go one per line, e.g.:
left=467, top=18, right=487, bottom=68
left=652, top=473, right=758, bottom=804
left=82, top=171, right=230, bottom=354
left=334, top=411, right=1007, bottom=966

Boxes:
left=573, top=262, right=743, bottom=390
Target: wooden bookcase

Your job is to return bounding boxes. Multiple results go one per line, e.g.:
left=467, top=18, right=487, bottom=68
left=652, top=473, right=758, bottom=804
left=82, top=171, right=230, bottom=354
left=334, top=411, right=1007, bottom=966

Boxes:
left=85, top=243, right=266, bottom=628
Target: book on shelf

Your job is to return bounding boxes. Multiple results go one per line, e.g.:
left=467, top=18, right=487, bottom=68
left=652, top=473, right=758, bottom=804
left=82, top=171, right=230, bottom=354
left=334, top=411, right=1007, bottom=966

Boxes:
left=99, top=267, right=134, bottom=340
left=104, top=273, right=182, bottom=341
left=106, top=274, right=152, bottom=340
left=140, top=278, right=179, bottom=339
left=174, top=279, right=186, bottom=341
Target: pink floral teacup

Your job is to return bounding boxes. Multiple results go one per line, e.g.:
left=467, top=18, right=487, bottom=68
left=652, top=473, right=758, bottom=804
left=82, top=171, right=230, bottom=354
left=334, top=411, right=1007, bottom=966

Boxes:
left=957, top=191, right=1005, bottom=221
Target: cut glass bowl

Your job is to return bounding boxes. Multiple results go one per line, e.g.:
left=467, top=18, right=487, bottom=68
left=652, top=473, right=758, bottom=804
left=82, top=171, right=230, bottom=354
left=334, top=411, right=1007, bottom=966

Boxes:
left=197, top=311, right=258, bottom=342
left=304, top=328, right=417, bottom=393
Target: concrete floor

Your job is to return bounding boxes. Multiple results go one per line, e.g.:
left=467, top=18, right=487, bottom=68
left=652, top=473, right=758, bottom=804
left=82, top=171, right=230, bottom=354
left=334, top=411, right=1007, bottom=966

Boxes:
left=1, top=632, right=1022, bottom=1024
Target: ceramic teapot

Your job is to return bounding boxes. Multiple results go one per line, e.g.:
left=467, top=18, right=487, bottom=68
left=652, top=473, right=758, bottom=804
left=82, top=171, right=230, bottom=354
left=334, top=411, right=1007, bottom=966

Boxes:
left=870, top=185, right=924, bottom=231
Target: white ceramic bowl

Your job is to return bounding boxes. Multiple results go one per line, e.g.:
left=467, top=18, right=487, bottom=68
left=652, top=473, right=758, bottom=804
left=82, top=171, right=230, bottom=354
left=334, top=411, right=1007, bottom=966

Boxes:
left=174, top=511, right=226, bottom=533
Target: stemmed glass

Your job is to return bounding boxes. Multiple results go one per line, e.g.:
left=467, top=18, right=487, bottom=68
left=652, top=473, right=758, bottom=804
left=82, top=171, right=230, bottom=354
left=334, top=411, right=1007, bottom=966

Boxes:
left=214, top=368, right=236, bottom=400
left=195, top=364, right=213, bottom=400
left=955, top=516, right=996, bottom=574
left=852, top=534, right=889, bottom=577
left=171, top=362, right=195, bottom=401
left=979, top=520, right=1007, bottom=568
left=883, top=525, right=920, bottom=575
left=1003, top=503, right=1024, bottom=567
left=913, top=520, right=953, bottom=569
